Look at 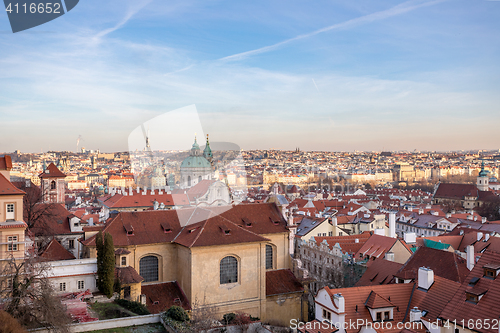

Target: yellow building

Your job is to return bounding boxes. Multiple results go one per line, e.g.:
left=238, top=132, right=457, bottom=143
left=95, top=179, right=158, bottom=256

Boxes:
left=0, top=156, right=28, bottom=269
left=82, top=203, right=304, bottom=325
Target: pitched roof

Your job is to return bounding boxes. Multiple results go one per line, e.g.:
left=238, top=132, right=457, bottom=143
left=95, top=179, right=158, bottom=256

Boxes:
left=40, top=239, right=76, bottom=261
left=39, top=163, right=66, bottom=178
left=82, top=203, right=287, bottom=248
left=115, top=266, right=143, bottom=284
left=321, top=284, right=414, bottom=333
left=266, top=269, right=304, bottom=296
left=394, top=247, right=469, bottom=283
left=365, top=290, right=396, bottom=309
left=29, top=204, right=74, bottom=236
left=408, top=275, right=461, bottom=322
left=100, top=191, right=190, bottom=209
left=0, top=155, right=12, bottom=170
left=0, top=172, right=25, bottom=196
left=440, top=250, right=500, bottom=332
left=355, top=257, right=403, bottom=286
left=314, top=232, right=372, bottom=255
left=354, top=234, right=399, bottom=260
left=173, top=214, right=270, bottom=248
left=141, top=282, right=191, bottom=314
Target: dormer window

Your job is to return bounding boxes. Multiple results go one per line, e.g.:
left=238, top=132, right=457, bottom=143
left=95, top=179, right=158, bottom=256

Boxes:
left=220, top=226, right=231, bottom=235
left=483, top=263, right=500, bottom=279
left=242, top=217, right=252, bottom=227
left=161, top=222, right=172, bottom=233
left=124, top=224, right=134, bottom=236
left=466, top=293, right=478, bottom=303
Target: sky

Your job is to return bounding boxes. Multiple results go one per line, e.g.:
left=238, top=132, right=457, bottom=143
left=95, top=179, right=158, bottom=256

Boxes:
left=0, top=0, right=500, bottom=153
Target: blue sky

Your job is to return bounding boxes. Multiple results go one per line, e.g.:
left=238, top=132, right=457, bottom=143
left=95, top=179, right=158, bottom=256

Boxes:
left=0, top=0, right=499, bottom=152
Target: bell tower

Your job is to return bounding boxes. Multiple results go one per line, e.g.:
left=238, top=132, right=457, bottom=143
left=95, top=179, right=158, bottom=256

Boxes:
left=40, top=162, right=66, bottom=204
left=477, top=160, right=489, bottom=192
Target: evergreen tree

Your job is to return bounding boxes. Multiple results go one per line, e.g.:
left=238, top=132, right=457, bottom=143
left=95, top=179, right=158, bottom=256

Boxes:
left=95, top=231, right=104, bottom=293
left=102, top=232, right=115, bottom=298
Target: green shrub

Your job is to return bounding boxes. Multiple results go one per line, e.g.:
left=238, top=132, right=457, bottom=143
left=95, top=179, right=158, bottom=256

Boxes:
left=114, top=298, right=150, bottom=315
left=222, top=312, right=236, bottom=325
left=166, top=305, right=189, bottom=322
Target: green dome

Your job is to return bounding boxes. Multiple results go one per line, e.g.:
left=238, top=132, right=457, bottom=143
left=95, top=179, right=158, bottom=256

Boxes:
left=180, top=155, right=212, bottom=169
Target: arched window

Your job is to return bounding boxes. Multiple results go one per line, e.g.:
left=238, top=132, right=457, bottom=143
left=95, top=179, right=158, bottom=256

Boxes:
left=266, top=245, right=273, bottom=270
left=220, top=256, right=238, bottom=284
left=139, top=256, right=158, bottom=282
left=188, top=176, right=191, bottom=187
left=50, top=180, right=56, bottom=190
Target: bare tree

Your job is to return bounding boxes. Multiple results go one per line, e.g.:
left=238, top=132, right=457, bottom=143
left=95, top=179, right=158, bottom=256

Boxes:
left=0, top=252, right=71, bottom=332
left=190, top=295, right=221, bottom=332
left=12, top=181, right=58, bottom=231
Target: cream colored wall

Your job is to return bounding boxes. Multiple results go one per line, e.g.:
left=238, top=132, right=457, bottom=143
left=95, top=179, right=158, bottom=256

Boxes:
left=188, top=242, right=266, bottom=319
left=261, top=232, right=290, bottom=270
left=390, top=240, right=412, bottom=264
left=266, top=293, right=303, bottom=326
left=0, top=226, right=26, bottom=261
left=0, top=194, right=23, bottom=222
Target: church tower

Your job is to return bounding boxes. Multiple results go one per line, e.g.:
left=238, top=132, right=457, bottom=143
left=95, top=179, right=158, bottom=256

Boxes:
left=477, top=160, right=489, bottom=191
left=203, top=134, right=213, bottom=166
left=40, top=162, right=66, bottom=204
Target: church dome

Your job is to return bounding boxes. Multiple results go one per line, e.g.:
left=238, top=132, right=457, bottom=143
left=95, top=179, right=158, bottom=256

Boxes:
left=180, top=136, right=212, bottom=169
left=181, top=155, right=212, bottom=169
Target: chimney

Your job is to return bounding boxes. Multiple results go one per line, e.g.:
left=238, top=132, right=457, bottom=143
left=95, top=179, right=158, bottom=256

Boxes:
left=477, top=232, right=483, bottom=242
left=419, top=208, right=424, bottom=215
left=418, top=267, right=434, bottom=290
left=446, top=213, right=451, bottom=218
left=385, top=252, right=395, bottom=262
left=404, top=232, right=416, bottom=244
left=410, top=307, right=422, bottom=322
left=389, top=212, right=396, bottom=238
left=467, top=215, right=473, bottom=220
left=88, top=218, right=94, bottom=226
left=333, top=293, right=345, bottom=313
left=474, top=216, right=478, bottom=222
left=332, top=217, right=337, bottom=227
left=137, top=188, right=140, bottom=193
left=482, top=217, right=487, bottom=224
left=466, top=245, right=474, bottom=271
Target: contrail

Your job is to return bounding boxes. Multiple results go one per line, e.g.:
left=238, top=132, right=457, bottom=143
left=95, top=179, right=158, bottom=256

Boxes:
left=220, top=0, right=448, bottom=62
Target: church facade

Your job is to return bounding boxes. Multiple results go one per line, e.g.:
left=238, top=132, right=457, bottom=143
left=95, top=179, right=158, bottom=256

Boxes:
left=81, top=203, right=304, bottom=324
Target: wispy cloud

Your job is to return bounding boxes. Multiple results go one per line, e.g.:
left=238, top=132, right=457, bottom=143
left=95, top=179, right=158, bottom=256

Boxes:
left=93, top=0, right=153, bottom=40
left=220, top=0, right=448, bottom=62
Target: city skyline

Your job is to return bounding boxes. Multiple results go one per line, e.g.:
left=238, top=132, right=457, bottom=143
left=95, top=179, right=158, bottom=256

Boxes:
left=1, top=0, right=500, bottom=152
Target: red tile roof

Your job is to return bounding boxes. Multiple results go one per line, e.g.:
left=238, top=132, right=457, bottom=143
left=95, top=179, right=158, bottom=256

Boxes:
left=439, top=250, right=500, bottom=333
left=314, top=232, right=371, bottom=255
left=355, top=258, right=403, bottom=286
left=115, top=266, right=143, bottom=284
left=82, top=203, right=287, bottom=248
left=354, top=235, right=399, bottom=260
left=141, top=282, right=191, bottom=314
left=266, top=269, right=304, bottom=296
left=394, top=247, right=469, bottom=283
left=40, top=239, right=76, bottom=261
left=100, top=191, right=190, bottom=209
left=0, top=155, right=12, bottom=170
left=0, top=173, right=25, bottom=196
left=39, top=163, right=66, bottom=178
left=321, top=284, right=414, bottom=333
left=29, top=204, right=74, bottom=236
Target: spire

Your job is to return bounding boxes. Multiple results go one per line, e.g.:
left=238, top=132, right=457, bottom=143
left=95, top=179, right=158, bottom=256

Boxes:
left=479, top=160, right=488, bottom=177
left=203, top=134, right=213, bottom=163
